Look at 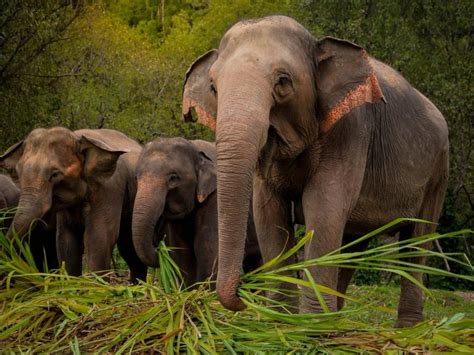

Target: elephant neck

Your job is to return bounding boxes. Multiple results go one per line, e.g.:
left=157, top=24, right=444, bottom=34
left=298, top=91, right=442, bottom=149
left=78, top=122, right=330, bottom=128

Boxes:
left=257, top=139, right=318, bottom=200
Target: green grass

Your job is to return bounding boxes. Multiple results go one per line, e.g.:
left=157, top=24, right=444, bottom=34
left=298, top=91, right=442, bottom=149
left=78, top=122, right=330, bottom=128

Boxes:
left=0, top=218, right=473, bottom=353
left=346, top=285, right=474, bottom=325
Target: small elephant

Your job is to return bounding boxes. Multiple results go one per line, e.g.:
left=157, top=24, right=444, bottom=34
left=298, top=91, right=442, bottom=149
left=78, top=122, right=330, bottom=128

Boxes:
left=132, top=137, right=261, bottom=286
left=0, top=174, right=58, bottom=272
left=0, top=127, right=146, bottom=282
left=183, top=16, right=449, bottom=327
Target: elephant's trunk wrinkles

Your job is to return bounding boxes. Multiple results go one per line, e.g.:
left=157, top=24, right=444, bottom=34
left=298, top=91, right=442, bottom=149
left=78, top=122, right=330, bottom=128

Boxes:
left=215, top=75, right=271, bottom=311
left=7, top=186, right=50, bottom=239
left=132, top=179, right=166, bottom=267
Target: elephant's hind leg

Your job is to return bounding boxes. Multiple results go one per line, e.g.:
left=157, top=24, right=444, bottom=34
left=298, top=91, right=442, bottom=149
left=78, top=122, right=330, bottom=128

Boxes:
left=396, top=154, right=448, bottom=327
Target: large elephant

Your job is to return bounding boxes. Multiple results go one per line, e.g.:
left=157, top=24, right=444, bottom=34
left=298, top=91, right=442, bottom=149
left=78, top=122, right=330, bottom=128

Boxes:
left=0, top=174, right=58, bottom=271
left=0, top=127, right=146, bottom=282
left=132, top=137, right=261, bottom=286
left=182, top=16, right=449, bottom=327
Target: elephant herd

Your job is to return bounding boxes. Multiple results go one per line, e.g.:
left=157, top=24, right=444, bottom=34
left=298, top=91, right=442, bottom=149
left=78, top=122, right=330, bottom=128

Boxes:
left=0, top=16, right=449, bottom=328
left=0, top=130, right=261, bottom=286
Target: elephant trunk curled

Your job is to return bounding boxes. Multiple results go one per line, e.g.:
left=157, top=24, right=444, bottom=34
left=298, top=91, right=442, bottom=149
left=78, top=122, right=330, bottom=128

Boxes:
left=132, top=178, right=166, bottom=268
left=215, top=74, right=271, bottom=311
left=7, top=186, right=51, bottom=240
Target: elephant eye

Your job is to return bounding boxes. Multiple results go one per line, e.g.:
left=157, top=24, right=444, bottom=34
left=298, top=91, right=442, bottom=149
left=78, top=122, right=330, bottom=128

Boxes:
left=274, top=74, right=293, bottom=100
left=210, top=82, right=217, bottom=96
left=277, top=75, right=291, bottom=86
left=50, top=170, right=63, bottom=182
left=168, top=173, right=180, bottom=184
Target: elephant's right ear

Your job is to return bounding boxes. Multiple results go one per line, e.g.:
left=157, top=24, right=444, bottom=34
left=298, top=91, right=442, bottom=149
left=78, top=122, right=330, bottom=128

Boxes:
left=79, top=136, right=128, bottom=184
left=182, top=49, right=218, bottom=131
left=0, top=140, right=24, bottom=181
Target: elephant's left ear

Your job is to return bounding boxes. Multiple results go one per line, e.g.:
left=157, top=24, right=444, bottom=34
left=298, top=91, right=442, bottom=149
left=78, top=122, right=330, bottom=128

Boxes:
left=79, top=135, right=128, bottom=184
left=0, top=140, right=24, bottom=182
left=196, top=151, right=216, bottom=203
left=182, top=49, right=218, bottom=132
left=314, top=37, right=385, bottom=133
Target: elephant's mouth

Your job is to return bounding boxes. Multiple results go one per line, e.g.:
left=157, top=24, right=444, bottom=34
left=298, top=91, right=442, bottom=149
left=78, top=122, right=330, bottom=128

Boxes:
left=163, top=203, right=191, bottom=220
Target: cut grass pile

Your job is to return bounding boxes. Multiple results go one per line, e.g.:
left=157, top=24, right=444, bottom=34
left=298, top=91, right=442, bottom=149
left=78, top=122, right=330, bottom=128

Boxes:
left=0, top=218, right=473, bottom=353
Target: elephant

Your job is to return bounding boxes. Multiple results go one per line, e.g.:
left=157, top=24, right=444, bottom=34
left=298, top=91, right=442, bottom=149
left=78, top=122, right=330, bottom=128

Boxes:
left=0, top=127, right=147, bottom=282
left=132, top=137, right=262, bottom=286
left=182, top=15, right=449, bottom=327
left=0, top=174, right=58, bottom=272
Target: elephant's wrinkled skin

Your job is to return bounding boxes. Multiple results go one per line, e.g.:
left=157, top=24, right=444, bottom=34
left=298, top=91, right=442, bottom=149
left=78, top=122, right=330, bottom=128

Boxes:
left=132, top=138, right=261, bottom=286
left=183, top=16, right=449, bottom=326
left=0, top=127, right=146, bottom=282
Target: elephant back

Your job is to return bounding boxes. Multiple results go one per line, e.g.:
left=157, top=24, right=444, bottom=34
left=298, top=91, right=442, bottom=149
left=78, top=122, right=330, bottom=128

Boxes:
left=74, top=129, right=142, bottom=153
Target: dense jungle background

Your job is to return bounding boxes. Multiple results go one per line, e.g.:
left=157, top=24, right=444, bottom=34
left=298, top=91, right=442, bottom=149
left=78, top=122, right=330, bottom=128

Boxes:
left=0, top=0, right=472, bottom=289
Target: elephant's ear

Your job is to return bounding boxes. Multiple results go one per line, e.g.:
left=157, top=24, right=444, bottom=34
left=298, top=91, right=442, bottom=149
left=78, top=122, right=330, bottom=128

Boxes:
left=79, top=135, right=128, bottom=184
left=182, top=49, right=218, bottom=131
left=196, top=151, right=216, bottom=203
left=0, top=140, right=24, bottom=182
left=314, top=37, right=385, bottom=133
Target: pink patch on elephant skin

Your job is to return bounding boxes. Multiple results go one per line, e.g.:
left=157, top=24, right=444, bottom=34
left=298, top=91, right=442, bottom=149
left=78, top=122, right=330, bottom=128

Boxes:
left=321, top=73, right=384, bottom=133
left=182, top=97, right=216, bottom=131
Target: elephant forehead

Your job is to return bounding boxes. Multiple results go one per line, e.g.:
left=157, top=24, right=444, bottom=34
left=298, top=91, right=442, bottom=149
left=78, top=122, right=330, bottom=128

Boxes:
left=137, top=175, right=167, bottom=188
left=226, top=16, right=306, bottom=39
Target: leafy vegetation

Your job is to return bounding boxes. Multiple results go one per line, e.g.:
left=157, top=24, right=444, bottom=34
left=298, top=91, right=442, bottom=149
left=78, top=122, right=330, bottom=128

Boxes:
left=1, top=218, right=473, bottom=352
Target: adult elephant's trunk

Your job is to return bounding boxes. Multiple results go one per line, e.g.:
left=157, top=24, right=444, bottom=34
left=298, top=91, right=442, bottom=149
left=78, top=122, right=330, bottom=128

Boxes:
left=132, top=178, right=166, bottom=267
left=7, top=187, right=51, bottom=239
left=215, top=74, right=272, bottom=311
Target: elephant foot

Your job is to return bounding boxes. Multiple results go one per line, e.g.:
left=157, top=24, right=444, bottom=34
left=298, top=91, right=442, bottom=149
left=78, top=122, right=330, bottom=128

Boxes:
left=394, top=316, right=423, bottom=328
left=299, top=293, right=337, bottom=314
left=336, top=296, right=346, bottom=311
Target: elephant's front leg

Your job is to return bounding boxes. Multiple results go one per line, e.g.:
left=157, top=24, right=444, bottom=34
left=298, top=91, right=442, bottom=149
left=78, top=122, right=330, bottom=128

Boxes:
left=167, top=219, right=196, bottom=286
left=300, top=191, right=346, bottom=313
left=83, top=184, right=123, bottom=274
left=193, top=194, right=219, bottom=284
left=56, top=209, right=84, bottom=276
left=253, top=177, right=298, bottom=311
left=300, top=168, right=366, bottom=312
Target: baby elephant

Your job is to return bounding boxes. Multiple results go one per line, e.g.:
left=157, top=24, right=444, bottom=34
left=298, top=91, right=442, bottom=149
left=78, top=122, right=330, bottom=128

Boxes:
left=132, top=138, right=261, bottom=285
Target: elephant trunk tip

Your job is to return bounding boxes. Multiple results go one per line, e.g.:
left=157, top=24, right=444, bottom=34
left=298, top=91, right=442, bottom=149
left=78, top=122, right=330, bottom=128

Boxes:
left=217, top=274, right=246, bottom=312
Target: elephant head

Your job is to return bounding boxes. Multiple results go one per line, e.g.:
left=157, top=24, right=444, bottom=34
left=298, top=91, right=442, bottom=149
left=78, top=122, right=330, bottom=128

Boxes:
left=0, top=127, right=128, bottom=239
left=182, top=16, right=384, bottom=311
left=132, top=138, right=216, bottom=267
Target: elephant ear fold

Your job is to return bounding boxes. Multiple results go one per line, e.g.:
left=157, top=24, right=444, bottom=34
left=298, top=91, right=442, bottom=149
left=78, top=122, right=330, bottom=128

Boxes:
left=182, top=49, right=218, bottom=132
left=314, top=37, right=385, bottom=133
left=79, top=135, right=128, bottom=184
left=0, top=140, right=24, bottom=182
left=196, top=151, right=216, bottom=203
